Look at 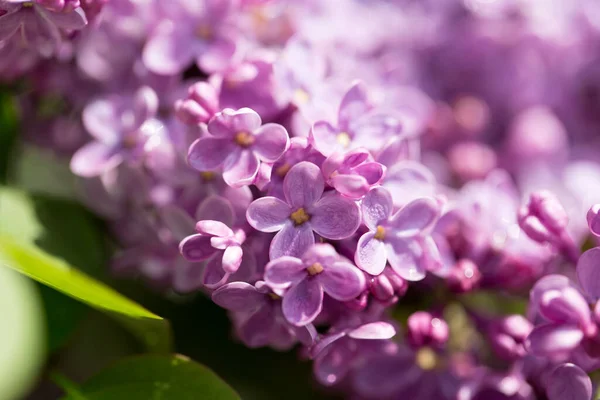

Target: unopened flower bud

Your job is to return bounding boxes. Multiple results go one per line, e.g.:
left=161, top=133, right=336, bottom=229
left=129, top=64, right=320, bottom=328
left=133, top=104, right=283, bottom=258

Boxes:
left=407, top=311, right=449, bottom=348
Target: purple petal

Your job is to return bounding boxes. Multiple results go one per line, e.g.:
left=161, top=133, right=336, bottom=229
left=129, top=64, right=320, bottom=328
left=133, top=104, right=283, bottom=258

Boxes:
left=0, top=12, right=22, bottom=42
left=320, top=261, right=366, bottom=301
left=546, top=363, right=593, bottom=400
left=252, top=123, right=290, bottom=163
left=222, top=245, right=243, bottom=273
left=301, top=243, right=339, bottom=270
left=385, top=236, right=426, bottom=281
left=269, top=223, right=315, bottom=260
left=246, top=197, right=291, bottom=233
left=338, top=81, right=371, bottom=126
left=159, top=205, right=196, bottom=241
left=530, top=275, right=573, bottom=311
left=354, top=162, right=385, bottom=185
left=70, top=142, right=121, bottom=177
left=361, top=187, right=393, bottom=230
left=282, top=278, right=324, bottom=326
left=195, top=195, right=235, bottom=226
left=348, top=322, right=397, bottom=340
left=309, top=121, right=342, bottom=157
left=283, top=161, right=324, bottom=208
left=195, top=220, right=234, bottom=238
left=143, top=23, right=196, bottom=75
left=264, top=256, right=306, bottom=289
left=388, top=197, right=439, bottom=236
left=577, top=247, right=600, bottom=301
left=313, top=343, right=354, bottom=386
left=355, top=232, right=387, bottom=275
left=330, top=174, right=369, bottom=199
left=222, top=149, right=260, bottom=187
left=310, top=193, right=360, bottom=240
left=202, top=253, right=230, bottom=289
left=539, top=288, right=592, bottom=327
left=132, top=86, right=158, bottom=123
left=383, top=161, right=436, bottom=207
left=173, top=261, right=204, bottom=293
left=238, top=305, right=274, bottom=348
left=208, top=107, right=262, bottom=137
left=41, top=7, right=87, bottom=30
left=525, top=324, right=583, bottom=357
left=212, top=281, right=265, bottom=312
left=82, top=98, right=120, bottom=143
left=179, top=234, right=217, bottom=262
left=197, top=37, right=237, bottom=73
left=310, top=331, right=348, bottom=359
left=187, top=137, right=236, bottom=171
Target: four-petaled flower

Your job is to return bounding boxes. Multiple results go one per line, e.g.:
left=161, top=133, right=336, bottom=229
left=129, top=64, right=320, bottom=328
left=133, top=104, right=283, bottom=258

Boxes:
left=246, top=161, right=361, bottom=259
left=264, top=243, right=366, bottom=326
left=355, top=187, right=441, bottom=279
left=188, top=107, right=290, bottom=188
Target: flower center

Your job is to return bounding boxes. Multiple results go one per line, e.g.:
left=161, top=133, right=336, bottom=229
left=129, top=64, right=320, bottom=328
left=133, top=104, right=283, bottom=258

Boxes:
left=22, top=2, right=34, bottom=7
left=306, top=262, right=324, bottom=276
left=290, top=208, right=310, bottom=226
left=268, top=293, right=281, bottom=300
left=122, top=134, right=138, bottom=149
left=293, top=88, right=310, bottom=105
left=415, top=347, right=439, bottom=371
left=234, top=131, right=255, bottom=148
left=275, top=163, right=291, bottom=177
left=374, top=225, right=386, bottom=241
left=336, top=132, right=351, bottom=148
left=196, top=24, right=213, bottom=40
left=201, top=171, right=216, bottom=181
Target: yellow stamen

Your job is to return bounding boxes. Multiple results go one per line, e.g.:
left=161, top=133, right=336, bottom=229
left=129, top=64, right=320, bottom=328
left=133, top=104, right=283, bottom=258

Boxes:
left=336, top=132, right=351, bottom=148
left=290, top=208, right=310, bottom=226
left=196, top=24, right=213, bottom=40
left=268, top=293, right=281, bottom=300
left=22, top=2, right=34, bottom=7
left=293, top=88, right=310, bottom=105
left=234, top=131, right=255, bottom=148
left=374, top=225, right=386, bottom=241
left=415, top=347, right=438, bottom=371
left=201, top=171, right=216, bottom=181
left=306, top=262, right=324, bottom=276
left=275, top=163, right=291, bottom=177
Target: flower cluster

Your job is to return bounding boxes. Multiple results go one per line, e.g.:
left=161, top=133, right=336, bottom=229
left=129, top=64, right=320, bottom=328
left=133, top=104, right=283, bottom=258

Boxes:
left=7, top=0, right=600, bottom=398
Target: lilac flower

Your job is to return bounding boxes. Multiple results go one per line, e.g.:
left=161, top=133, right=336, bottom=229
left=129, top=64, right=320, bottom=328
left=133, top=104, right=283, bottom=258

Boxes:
left=263, top=243, right=366, bottom=326
left=355, top=186, right=441, bottom=279
left=187, top=107, right=290, bottom=187
left=486, top=315, right=533, bottom=361
left=70, top=86, right=164, bottom=177
left=246, top=161, right=361, bottom=259
left=406, top=312, right=449, bottom=349
left=545, top=363, right=592, bottom=400
left=142, top=0, right=239, bottom=75
left=174, top=82, right=219, bottom=125
left=309, top=81, right=402, bottom=156
left=179, top=219, right=246, bottom=289
left=212, top=281, right=316, bottom=349
left=0, top=0, right=87, bottom=56
left=526, top=275, right=597, bottom=360
left=321, top=148, right=385, bottom=199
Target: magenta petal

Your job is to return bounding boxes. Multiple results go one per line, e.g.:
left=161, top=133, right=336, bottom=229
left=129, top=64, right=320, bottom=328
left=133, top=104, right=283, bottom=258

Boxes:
left=338, top=81, right=371, bottom=125
left=238, top=305, right=274, bottom=348
left=539, top=288, right=592, bottom=327
left=313, top=344, right=354, bottom=386
left=530, top=274, right=572, bottom=310
left=70, top=142, right=121, bottom=177
left=195, top=195, right=235, bottom=226
left=133, top=86, right=159, bottom=123
left=282, top=278, right=324, bottom=326
left=269, top=223, right=315, bottom=259
left=197, top=37, right=237, bottom=73
left=253, top=123, right=290, bottom=162
left=0, top=12, right=21, bottom=42
left=525, top=324, right=584, bottom=357
left=320, top=261, right=366, bottom=301
left=43, top=7, right=87, bottom=30
left=264, top=256, right=306, bottom=289
left=159, top=205, right=196, bottom=241
left=348, top=322, right=397, bottom=340
left=577, top=247, right=600, bottom=300
left=383, top=161, right=436, bottom=207
left=212, top=281, right=265, bottom=312
left=81, top=98, right=120, bottom=143
left=355, top=232, right=387, bottom=275
left=354, top=162, right=385, bottom=185
left=310, top=193, right=360, bottom=240
left=385, top=237, right=426, bottom=281
left=546, top=363, right=593, bottom=400
left=388, top=197, right=439, bottom=236
left=330, top=174, right=369, bottom=199
left=310, top=121, right=342, bottom=157
left=209, top=107, right=262, bottom=137
left=361, top=187, right=393, bottom=230
left=202, top=253, right=230, bottom=289
left=222, top=245, right=243, bottom=273
left=283, top=161, right=324, bottom=208
left=195, top=220, right=234, bottom=238
left=143, top=23, right=195, bottom=75
left=246, top=197, right=291, bottom=233
left=223, top=149, right=260, bottom=187
left=179, top=234, right=217, bottom=262
left=188, top=137, right=235, bottom=171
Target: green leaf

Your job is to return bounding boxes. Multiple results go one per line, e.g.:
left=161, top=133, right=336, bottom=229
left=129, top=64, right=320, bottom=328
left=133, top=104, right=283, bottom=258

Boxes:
left=0, top=266, right=45, bottom=400
left=0, top=91, right=18, bottom=184
left=62, top=355, right=240, bottom=400
left=0, top=236, right=171, bottom=353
